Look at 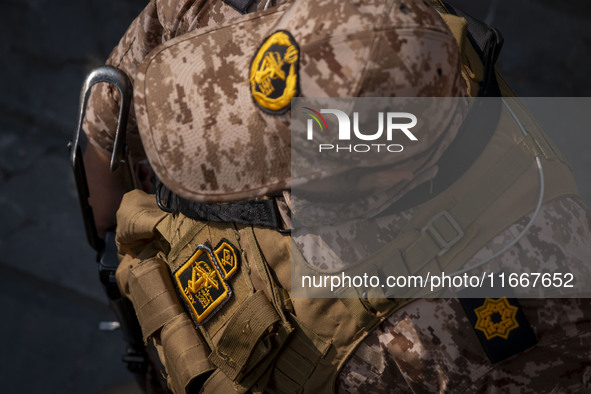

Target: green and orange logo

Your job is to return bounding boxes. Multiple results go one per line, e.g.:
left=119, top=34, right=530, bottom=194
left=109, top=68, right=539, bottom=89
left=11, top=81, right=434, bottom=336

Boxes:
left=303, top=107, right=328, bottom=139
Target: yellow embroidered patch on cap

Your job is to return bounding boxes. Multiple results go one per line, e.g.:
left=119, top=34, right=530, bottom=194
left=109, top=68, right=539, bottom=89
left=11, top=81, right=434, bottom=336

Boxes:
left=474, top=297, right=519, bottom=340
left=174, top=245, right=232, bottom=325
left=250, top=30, right=300, bottom=114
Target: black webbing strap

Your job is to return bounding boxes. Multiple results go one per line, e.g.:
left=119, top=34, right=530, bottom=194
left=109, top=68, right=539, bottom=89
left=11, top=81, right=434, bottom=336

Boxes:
left=443, top=2, right=504, bottom=97
left=156, top=182, right=283, bottom=229
left=222, top=0, right=256, bottom=14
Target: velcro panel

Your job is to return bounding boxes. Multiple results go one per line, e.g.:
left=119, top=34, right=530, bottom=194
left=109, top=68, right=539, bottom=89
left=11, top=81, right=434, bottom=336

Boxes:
left=128, top=256, right=184, bottom=341
left=161, top=314, right=215, bottom=394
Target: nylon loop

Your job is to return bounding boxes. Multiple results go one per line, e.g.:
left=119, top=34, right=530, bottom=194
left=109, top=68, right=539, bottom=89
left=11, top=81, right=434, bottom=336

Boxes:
left=161, top=314, right=215, bottom=394
left=128, top=256, right=184, bottom=341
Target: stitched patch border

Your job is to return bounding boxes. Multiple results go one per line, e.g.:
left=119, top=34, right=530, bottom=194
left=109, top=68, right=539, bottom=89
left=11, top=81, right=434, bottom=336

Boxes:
left=174, top=244, right=232, bottom=325
left=249, top=30, right=300, bottom=115
left=214, top=239, right=240, bottom=279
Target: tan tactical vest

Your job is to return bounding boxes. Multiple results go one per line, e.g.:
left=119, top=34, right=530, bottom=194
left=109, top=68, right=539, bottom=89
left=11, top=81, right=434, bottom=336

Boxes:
left=114, top=4, right=581, bottom=393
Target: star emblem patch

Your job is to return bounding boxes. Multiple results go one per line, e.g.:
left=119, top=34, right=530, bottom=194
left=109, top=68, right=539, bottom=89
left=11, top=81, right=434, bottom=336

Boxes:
left=474, top=297, right=519, bottom=340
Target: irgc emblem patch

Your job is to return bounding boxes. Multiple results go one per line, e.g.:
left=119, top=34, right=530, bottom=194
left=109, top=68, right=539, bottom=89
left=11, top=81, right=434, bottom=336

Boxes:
left=250, top=30, right=300, bottom=114
left=174, top=240, right=240, bottom=325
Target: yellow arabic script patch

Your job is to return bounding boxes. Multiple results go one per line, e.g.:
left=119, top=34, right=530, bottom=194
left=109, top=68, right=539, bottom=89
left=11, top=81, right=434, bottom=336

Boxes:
left=174, top=240, right=240, bottom=325
left=250, top=30, right=300, bottom=114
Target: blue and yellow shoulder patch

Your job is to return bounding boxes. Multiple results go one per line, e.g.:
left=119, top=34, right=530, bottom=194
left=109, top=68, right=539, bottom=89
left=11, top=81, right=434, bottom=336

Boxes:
left=250, top=30, right=300, bottom=114
left=174, top=240, right=240, bottom=325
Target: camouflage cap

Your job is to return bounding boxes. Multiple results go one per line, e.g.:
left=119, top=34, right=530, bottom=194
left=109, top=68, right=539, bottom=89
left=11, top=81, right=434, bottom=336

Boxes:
left=134, top=0, right=464, bottom=203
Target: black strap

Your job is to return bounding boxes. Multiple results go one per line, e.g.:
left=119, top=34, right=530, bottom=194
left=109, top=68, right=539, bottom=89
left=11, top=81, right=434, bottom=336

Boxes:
left=443, top=2, right=504, bottom=97
left=156, top=182, right=285, bottom=230
left=222, top=0, right=256, bottom=14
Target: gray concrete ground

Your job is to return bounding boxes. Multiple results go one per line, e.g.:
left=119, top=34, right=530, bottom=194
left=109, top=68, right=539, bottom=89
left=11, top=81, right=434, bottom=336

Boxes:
left=0, top=1, right=589, bottom=393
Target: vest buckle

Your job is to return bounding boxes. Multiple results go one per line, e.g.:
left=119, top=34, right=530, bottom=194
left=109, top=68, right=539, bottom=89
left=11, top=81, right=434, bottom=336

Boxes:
left=421, top=210, right=464, bottom=256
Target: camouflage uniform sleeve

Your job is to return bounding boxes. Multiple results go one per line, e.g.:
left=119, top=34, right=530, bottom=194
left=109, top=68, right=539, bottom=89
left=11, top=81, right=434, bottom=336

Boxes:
left=338, top=196, right=591, bottom=393
left=82, top=1, right=164, bottom=159
left=82, top=0, right=252, bottom=159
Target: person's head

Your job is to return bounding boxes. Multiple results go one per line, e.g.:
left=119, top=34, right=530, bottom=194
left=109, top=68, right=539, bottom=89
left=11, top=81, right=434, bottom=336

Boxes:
left=133, top=0, right=466, bottom=204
